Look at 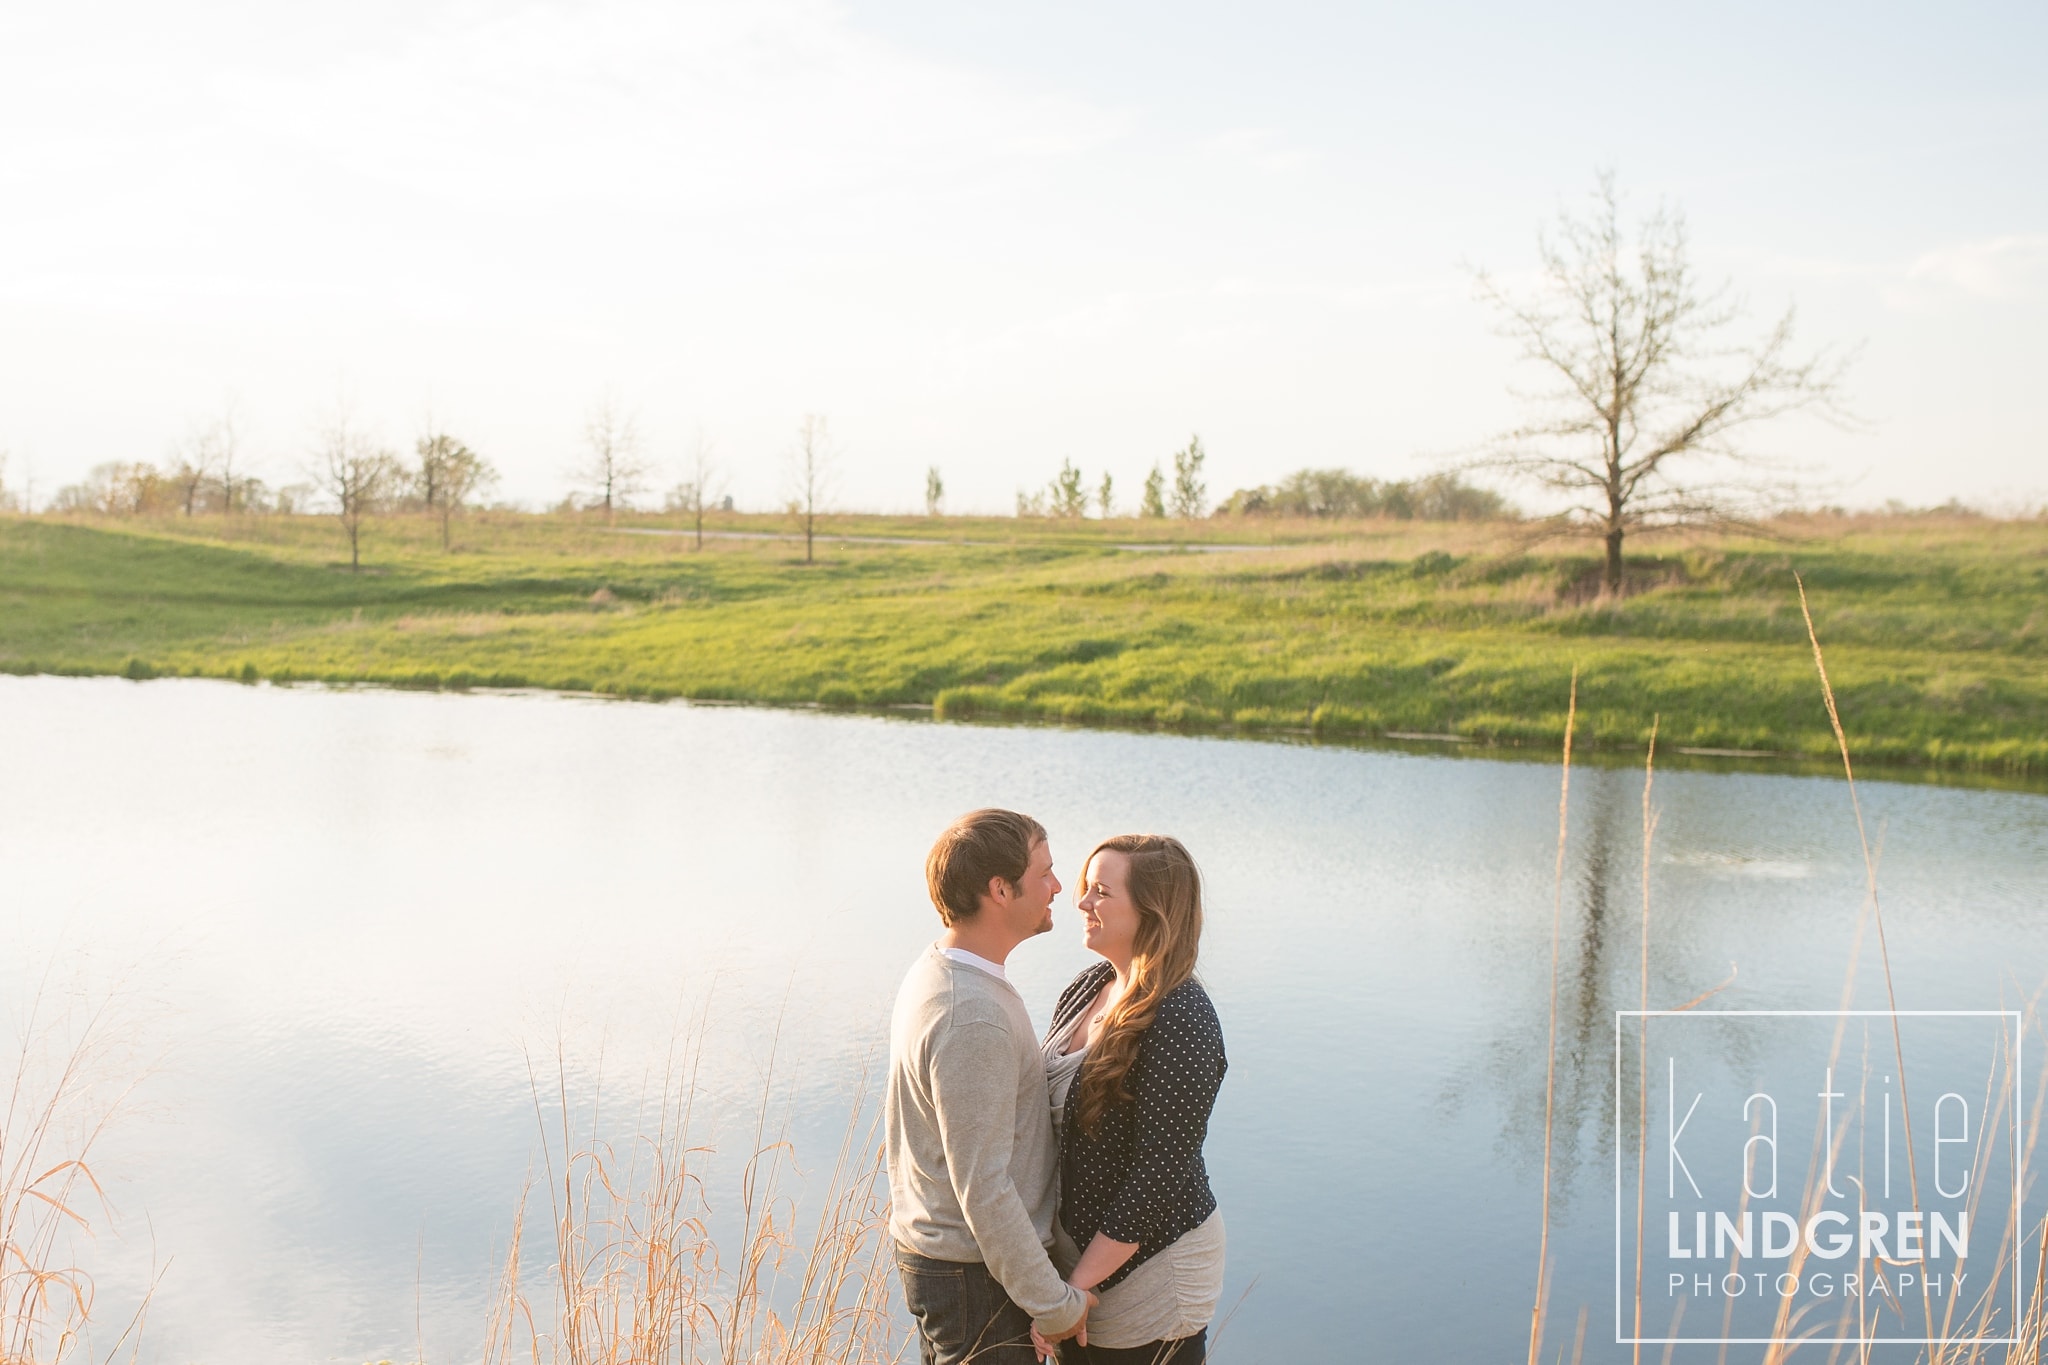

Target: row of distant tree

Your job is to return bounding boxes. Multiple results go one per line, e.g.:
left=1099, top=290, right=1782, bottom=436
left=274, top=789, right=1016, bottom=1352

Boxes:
left=18, top=415, right=276, bottom=518
left=994, top=437, right=1511, bottom=522
left=0, top=401, right=810, bottom=568
left=1217, top=469, right=1513, bottom=521
left=15, top=417, right=503, bottom=567
left=1001, top=436, right=1216, bottom=520
left=8, top=411, right=1509, bottom=542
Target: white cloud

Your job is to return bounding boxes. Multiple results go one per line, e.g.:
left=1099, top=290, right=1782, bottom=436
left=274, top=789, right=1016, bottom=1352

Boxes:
left=1760, top=235, right=2048, bottom=313
left=1903, top=233, right=2048, bottom=300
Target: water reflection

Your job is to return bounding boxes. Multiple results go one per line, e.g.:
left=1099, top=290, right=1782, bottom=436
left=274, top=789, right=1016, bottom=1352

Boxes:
left=1560, top=770, right=1624, bottom=1198
left=1442, top=767, right=1633, bottom=1210
left=0, top=676, right=2041, bottom=1363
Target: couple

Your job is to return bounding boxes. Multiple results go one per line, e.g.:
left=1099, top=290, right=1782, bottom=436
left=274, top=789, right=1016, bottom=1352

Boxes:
left=886, top=808, right=1227, bottom=1364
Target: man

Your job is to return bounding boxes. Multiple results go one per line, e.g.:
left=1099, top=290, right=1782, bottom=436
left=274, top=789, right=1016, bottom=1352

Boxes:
left=887, top=808, right=1092, bottom=1364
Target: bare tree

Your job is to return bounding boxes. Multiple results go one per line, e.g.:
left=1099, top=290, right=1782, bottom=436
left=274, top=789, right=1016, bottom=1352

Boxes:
left=164, top=408, right=245, bottom=515
left=167, top=424, right=216, bottom=516
left=213, top=405, right=244, bottom=515
left=416, top=430, right=498, bottom=550
left=312, top=415, right=399, bottom=570
left=575, top=396, right=649, bottom=525
left=788, top=413, right=834, bottom=564
left=1468, top=171, right=1852, bottom=595
left=670, top=429, right=721, bottom=550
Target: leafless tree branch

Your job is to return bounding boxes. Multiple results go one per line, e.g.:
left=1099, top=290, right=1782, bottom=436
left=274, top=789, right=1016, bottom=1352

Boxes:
left=575, top=395, right=649, bottom=526
left=787, top=414, right=833, bottom=564
left=1461, top=170, right=1857, bottom=592
left=310, top=411, right=399, bottom=571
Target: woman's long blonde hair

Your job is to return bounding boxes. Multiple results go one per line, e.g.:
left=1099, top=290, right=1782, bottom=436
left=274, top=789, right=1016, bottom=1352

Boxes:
left=1075, top=834, right=1204, bottom=1136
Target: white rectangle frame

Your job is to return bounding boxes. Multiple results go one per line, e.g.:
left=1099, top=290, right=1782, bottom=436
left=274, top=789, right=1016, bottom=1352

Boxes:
left=1610, top=1009, right=2024, bottom=1347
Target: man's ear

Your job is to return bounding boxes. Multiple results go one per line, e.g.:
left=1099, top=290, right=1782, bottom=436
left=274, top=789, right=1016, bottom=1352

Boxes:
left=984, top=874, right=1013, bottom=906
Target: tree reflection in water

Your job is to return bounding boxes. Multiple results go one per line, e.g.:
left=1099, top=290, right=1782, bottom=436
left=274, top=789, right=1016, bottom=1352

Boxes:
left=1437, top=763, right=1759, bottom=1215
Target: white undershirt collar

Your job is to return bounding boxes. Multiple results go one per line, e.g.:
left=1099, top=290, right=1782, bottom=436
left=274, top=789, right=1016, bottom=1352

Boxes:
left=938, top=944, right=1009, bottom=983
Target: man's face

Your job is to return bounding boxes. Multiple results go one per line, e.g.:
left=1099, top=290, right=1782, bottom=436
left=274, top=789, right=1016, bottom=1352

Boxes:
left=1009, top=838, right=1061, bottom=938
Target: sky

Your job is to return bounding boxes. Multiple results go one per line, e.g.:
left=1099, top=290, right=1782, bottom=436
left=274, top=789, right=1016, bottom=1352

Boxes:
left=0, top=0, right=2042, bottom=514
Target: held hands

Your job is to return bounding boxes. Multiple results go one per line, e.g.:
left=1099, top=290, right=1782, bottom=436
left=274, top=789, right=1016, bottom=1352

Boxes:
left=1029, top=1288, right=1097, bottom=1362
left=1038, top=1231, right=1135, bottom=1356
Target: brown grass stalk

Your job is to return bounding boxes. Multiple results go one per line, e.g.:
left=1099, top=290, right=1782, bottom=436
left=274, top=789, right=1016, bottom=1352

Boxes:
left=1529, top=666, right=1578, bottom=1365
left=1797, top=572, right=1934, bottom=1339
left=0, top=968, right=141, bottom=1365
left=1605, top=579, right=2048, bottom=1364
left=1684, top=578, right=2044, bottom=1365
left=489, top=1026, right=896, bottom=1365
left=1633, top=715, right=1660, bottom=1365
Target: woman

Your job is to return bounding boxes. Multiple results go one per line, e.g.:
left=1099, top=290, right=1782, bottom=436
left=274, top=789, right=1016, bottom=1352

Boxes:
left=1036, top=835, right=1227, bottom=1365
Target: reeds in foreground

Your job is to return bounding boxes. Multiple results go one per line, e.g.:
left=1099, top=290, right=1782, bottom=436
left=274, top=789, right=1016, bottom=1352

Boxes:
left=1538, top=578, right=2048, bottom=1365
left=483, top=1032, right=899, bottom=1365
left=1528, top=667, right=1577, bottom=1365
left=0, top=970, right=150, bottom=1365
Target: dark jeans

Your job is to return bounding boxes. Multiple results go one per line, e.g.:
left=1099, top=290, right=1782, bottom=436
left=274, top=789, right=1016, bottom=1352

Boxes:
left=895, top=1243, right=1038, bottom=1365
left=1058, top=1327, right=1207, bottom=1365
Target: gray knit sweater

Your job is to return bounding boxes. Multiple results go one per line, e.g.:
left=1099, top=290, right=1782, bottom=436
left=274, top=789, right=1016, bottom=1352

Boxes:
left=885, top=946, right=1089, bottom=1335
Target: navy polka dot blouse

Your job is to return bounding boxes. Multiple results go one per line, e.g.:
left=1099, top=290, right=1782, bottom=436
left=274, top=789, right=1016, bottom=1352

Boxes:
left=1051, top=961, right=1227, bottom=1293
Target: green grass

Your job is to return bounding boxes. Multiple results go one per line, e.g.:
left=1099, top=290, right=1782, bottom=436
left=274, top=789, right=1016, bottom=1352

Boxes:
left=3, top=508, right=2045, bottom=777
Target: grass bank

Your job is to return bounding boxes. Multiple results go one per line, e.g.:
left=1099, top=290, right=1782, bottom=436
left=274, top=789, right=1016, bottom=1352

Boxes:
left=2, top=509, right=2044, bottom=776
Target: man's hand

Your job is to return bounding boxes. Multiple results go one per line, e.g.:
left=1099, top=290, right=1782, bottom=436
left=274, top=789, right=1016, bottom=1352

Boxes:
left=1029, top=1290, right=1096, bottom=1360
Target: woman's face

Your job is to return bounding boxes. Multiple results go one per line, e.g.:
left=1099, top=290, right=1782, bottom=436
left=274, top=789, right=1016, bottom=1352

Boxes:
left=1077, top=850, right=1139, bottom=962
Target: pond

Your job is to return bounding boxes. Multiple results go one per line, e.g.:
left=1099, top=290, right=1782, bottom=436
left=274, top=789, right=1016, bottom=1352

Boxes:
left=1, top=675, right=2043, bottom=1362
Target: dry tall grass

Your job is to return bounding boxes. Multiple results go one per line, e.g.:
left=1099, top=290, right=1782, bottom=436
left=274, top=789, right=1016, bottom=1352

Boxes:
left=481, top=1034, right=899, bottom=1365
left=1528, top=668, right=1578, bottom=1365
left=0, top=971, right=150, bottom=1365
left=1540, top=577, right=2048, bottom=1365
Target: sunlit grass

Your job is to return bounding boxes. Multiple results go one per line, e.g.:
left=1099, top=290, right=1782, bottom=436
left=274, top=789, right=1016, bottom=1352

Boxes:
left=2, top=509, right=2044, bottom=774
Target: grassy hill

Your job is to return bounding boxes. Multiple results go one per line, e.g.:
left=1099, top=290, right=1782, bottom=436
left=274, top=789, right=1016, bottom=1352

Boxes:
left=2, top=509, right=2043, bottom=778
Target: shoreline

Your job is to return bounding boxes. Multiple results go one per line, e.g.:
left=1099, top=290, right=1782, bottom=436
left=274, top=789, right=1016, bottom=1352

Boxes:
left=8, top=667, right=2044, bottom=796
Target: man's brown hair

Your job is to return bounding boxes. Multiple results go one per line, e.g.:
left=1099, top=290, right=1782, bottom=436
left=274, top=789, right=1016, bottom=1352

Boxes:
left=925, top=808, right=1047, bottom=926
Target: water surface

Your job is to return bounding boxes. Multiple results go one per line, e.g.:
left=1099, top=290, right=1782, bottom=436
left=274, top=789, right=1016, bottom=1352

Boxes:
left=1, top=676, right=2043, bottom=1362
